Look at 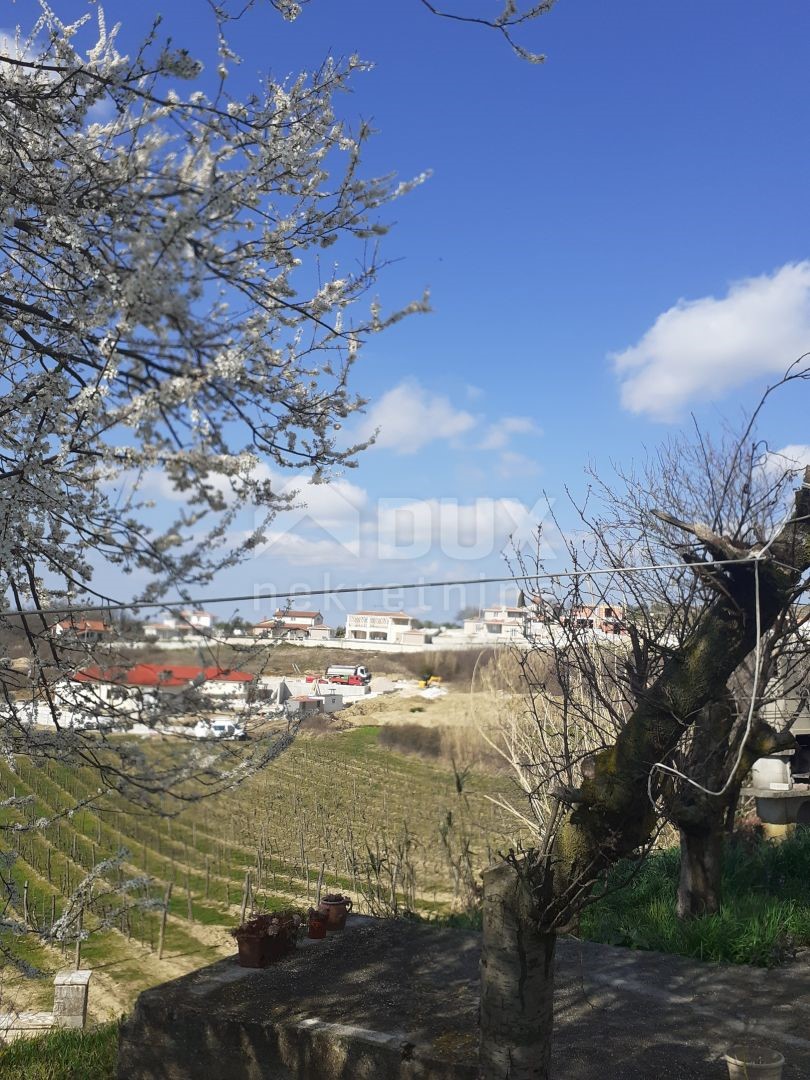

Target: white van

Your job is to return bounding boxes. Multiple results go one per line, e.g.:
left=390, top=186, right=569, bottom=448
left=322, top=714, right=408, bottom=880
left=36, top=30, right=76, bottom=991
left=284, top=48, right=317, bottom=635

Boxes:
left=212, top=719, right=246, bottom=740
left=192, top=719, right=246, bottom=740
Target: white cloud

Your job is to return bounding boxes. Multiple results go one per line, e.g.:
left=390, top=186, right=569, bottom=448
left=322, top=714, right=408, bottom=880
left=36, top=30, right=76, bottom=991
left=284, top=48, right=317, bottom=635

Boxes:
left=496, top=451, right=541, bottom=479
left=762, top=444, right=810, bottom=477
left=612, top=262, right=810, bottom=421
left=479, top=416, right=541, bottom=451
left=257, top=531, right=361, bottom=566
left=375, top=497, right=551, bottom=561
left=275, top=476, right=367, bottom=531
left=356, top=380, right=475, bottom=454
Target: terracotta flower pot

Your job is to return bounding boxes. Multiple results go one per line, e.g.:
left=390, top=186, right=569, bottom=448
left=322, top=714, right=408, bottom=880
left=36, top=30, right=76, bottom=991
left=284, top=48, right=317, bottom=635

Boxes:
left=235, top=934, right=269, bottom=968
left=318, top=894, right=353, bottom=931
left=307, top=908, right=327, bottom=939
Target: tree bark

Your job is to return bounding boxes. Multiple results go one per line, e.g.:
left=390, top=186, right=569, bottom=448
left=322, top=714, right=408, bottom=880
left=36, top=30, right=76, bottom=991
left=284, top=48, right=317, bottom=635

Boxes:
left=479, top=861, right=556, bottom=1080
left=668, top=701, right=797, bottom=919
left=677, top=825, right=723, bottom=918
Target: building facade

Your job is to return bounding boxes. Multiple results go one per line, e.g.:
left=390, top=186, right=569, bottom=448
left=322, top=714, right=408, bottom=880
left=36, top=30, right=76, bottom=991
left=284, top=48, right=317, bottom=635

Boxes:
left=252, top=610, right=333, bottom=641
left=345, top=611, right=416, bottom=643
left=143, top=610, right=215, bottom=639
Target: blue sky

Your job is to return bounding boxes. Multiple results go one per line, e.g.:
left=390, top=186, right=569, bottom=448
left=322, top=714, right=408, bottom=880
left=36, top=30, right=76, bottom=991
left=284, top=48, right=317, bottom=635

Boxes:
left=10, top=1, right=810, bottom=622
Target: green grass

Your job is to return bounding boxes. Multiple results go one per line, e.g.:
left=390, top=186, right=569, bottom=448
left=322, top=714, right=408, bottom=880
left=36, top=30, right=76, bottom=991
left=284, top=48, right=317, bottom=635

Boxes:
left=0, top=1021, right=118, bottom=1080
left=580, top=831, right=810, bottom=966
left=331, top=724, right=382, bottom=755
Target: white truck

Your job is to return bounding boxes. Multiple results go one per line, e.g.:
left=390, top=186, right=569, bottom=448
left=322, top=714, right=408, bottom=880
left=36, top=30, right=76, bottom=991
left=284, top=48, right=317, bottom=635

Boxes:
left=307, top=664, right=371, bottom=686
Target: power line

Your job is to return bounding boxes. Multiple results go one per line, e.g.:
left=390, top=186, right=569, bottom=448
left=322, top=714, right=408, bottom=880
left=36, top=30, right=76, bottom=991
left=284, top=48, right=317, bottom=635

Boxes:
left=7, top=555, right=767, bottom=619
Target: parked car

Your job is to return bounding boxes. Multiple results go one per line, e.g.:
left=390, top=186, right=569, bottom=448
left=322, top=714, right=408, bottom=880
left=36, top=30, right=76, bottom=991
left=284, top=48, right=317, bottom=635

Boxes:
left=212, top=718, right=246, bottom=740
left=193, top=718, right=246, bottom=740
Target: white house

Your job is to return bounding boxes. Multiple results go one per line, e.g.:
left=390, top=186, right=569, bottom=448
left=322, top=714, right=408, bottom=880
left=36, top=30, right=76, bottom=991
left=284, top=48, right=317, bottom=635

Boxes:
left=51, top=617, right=113, bottom=643
left=345, top=611, right=417, bottom=644
left=462, top=603, right=529, bottom=643
left=252, top=610, right=333, bottom=641
left=69, top=664, right=256, bottom=714
left=143, top=610, right=215, bottom=639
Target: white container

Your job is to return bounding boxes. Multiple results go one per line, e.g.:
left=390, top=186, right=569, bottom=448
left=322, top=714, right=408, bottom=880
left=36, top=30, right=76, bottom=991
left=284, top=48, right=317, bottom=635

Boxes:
left=750, top=756, right=792, bottom=791
left=724, top=1045, right=784, bottom=1080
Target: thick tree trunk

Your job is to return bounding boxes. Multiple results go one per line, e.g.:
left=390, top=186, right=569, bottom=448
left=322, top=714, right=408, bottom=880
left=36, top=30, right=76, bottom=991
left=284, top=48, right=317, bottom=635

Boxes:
left=677, top=825, right=723, bottom=918
left=479, top=862, right=556, bottom=1080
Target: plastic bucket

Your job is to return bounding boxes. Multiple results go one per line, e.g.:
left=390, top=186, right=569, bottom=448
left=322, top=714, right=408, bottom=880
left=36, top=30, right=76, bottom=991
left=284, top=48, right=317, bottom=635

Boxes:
left=724, top=1045, right=784, bottom=1080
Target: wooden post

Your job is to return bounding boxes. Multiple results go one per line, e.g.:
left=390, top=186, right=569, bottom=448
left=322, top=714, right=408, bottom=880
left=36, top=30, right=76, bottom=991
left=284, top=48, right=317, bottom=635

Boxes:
left=185, top=870, right=193, bottom=922
left=157, top=883, right=172, bottom=960
left=239, top=873, right=250, bottom=925
left=23, top=880, right=29, bottom=925
left=50, top=895, right=56, bottom=930
left=315, top=861, right=325, bottom=907
left=74, top=906, right=83, bottom=970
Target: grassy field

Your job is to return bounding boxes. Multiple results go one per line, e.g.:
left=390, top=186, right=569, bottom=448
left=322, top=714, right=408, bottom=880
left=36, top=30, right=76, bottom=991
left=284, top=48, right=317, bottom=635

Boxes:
left=0, top=1022, right=118, bottom=1080
left=580, top=830, right=810, bottom=966
left=121, top=641, right=502, bottom=685
left=0, top=724, right=522, bottom=1018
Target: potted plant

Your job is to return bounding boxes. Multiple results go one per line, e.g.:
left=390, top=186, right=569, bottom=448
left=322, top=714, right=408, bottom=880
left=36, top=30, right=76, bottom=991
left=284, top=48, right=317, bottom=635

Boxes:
left=307, top=907, right=327, bottom=939
left=230, top=912, right=274, bottom=968
left=269, top=909, right=303, bottom=956
left=231, top=910, right=302, bottom=967
left=724, top=1045, right=785, bottom=1080
left=318, top=892, right=353, bottom=931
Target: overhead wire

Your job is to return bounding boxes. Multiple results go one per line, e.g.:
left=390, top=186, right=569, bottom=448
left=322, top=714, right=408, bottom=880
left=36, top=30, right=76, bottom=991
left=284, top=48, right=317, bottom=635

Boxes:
left=4, top=553, right=779, bottom=619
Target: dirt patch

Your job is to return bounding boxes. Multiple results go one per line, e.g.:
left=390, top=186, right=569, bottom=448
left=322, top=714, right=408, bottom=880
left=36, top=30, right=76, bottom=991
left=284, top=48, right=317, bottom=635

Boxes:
left=343, top=689, right=509, bottom=731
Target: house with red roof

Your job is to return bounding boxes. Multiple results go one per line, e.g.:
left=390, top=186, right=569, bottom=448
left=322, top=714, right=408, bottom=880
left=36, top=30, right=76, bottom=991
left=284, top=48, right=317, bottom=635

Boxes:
left=70, top=664, right=257, bottom=714
left=51, top=617, right=113, bottom=643
left=252, top=610, right=333, bottom=641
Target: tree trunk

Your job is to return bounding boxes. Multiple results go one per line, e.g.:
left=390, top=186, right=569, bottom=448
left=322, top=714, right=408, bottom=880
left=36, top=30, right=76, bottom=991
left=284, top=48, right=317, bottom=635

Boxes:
left=677, top=825, right=723, bottom=918
left=479, top=862, right=556, bottom=1080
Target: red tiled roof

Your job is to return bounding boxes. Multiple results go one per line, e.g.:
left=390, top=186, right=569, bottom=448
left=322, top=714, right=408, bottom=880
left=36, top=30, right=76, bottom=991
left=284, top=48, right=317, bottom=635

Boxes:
left=56, top=619, right=110, bottom=633
left=71, top=664, right=255, bottom=687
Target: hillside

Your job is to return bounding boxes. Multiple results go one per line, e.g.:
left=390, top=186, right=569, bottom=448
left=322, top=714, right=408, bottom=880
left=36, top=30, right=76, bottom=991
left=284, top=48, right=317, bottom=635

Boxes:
left=0, top=725, right=523, bottom=1019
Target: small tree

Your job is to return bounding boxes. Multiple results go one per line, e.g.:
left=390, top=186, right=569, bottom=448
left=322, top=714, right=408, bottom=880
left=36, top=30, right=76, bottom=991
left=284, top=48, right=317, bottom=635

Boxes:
left=574, top=411, right=810, bottom=918
left=481, top=369, right=810, bottom=1079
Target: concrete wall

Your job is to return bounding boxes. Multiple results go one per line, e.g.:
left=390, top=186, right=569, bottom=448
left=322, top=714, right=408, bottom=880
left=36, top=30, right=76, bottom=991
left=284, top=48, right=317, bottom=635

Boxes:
left=0, top=970, right=91, bottom=1044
